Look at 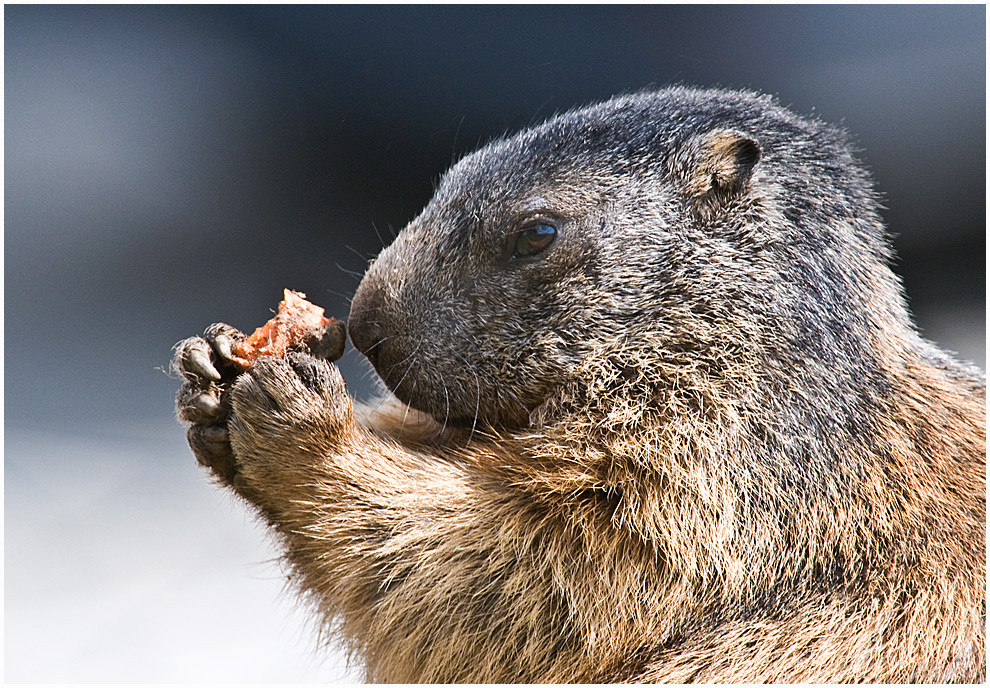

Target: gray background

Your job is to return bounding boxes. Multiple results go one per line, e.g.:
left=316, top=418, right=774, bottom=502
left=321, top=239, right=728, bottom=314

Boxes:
left=6, top=5, right=984, bottom=682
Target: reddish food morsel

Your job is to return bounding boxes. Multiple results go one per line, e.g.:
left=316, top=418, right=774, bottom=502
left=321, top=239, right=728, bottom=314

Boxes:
left=229, top=289, right=342, bottom=369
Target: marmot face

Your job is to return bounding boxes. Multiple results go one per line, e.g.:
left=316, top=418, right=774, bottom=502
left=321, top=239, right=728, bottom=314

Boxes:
left=347, top=157, right=612, bottom=428
left=348, top=89, right=901, bottom=430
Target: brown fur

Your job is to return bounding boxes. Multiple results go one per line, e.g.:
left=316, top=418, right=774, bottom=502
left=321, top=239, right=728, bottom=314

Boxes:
left=175, top=87, right=985, bottom=682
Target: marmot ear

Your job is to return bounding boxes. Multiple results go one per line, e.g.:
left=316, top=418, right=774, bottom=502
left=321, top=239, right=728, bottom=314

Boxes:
left=675, top=129, right=761, bottom=212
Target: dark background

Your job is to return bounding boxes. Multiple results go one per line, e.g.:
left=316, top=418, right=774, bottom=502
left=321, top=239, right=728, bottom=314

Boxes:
left=5, top=5, right=984, bottom=682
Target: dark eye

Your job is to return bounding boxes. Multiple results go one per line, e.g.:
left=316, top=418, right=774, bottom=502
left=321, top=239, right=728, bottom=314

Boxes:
left=511, top=223, right=557, bottom=260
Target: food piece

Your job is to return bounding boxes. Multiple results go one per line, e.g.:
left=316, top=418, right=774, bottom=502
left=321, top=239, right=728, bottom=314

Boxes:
left=229, top=289, right=345, bottom=369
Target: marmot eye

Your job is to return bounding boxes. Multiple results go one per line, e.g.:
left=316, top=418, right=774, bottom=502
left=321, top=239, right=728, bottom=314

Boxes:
left=511, top=223, right=557, bottom=259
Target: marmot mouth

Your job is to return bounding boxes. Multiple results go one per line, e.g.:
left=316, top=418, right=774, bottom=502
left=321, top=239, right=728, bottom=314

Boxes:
left=373, top=354, right=488, bottom=428
left=360, top=344, right=532, bottom=430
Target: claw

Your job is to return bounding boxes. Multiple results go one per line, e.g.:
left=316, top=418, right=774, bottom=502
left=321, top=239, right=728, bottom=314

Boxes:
left=198, top=423, right=229, bottom=445
left=190, top=391, right=221, bottom=417
left=212, top=333, right=234, bottom=363
left=182, top=341, right=221, bottom=381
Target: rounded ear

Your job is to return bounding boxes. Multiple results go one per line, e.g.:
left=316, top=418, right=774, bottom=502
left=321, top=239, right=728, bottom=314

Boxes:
left=676, top=129, right=762, bottom=212
left=706, top=130, right=761, bottom=195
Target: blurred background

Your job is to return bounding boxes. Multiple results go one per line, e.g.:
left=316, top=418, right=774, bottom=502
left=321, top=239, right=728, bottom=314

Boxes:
left=5, top=5, right=984, bottom=683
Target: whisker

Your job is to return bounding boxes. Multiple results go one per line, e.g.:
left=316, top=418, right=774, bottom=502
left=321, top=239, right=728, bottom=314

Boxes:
left=364, top=334, right=392, bottom=355
left=399, top=378, right=417, bottom=432
left=450, top=114, right=466, bottom=167
left=322, top=286, right=354, bottom=302
left=334, top=263, right=365, bottom=281
left=344, top=244, right=373, bottom=262
left=388, top=353, right=419, bottom=392
left=445, top=348, right=484, bottom=443
left=370, top=222, right=389, bottom=251
left=439, top=376, right=450, bottom=436
left=462, top=366, right=481, bottom=444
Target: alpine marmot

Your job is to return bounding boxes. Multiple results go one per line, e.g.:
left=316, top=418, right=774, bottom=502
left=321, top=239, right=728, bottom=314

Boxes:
left=174, top=87, right=985, bottom=682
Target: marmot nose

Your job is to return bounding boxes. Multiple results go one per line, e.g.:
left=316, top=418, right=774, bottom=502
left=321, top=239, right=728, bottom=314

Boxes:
left=348, top=280, right=387, bottom=369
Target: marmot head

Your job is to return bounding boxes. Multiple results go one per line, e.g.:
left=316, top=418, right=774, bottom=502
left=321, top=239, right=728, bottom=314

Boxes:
left=348, top=87, right=907, bottom=430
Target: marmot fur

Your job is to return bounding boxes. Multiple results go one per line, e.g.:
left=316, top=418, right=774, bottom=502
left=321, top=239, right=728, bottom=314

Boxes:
left=174, top=87, right=985, bottom=682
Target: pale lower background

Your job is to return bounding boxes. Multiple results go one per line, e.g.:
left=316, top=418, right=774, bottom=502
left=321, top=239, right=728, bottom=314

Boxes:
left=5, top=5, right=984, bottom=683
left=6, top=427, right=360, bottom=682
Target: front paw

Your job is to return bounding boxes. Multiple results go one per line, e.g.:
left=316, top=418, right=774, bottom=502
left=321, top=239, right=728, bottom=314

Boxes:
left=227, top=353, right=354, bottom=457
left=173, top=323, right=246, bottom=480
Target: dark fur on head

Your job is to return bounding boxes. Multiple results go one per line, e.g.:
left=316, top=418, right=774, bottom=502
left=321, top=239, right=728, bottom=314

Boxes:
left=350, top=88, right=912, bottom=433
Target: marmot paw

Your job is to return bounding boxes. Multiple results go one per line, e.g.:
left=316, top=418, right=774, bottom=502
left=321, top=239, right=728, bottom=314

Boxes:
left=227, top=352, right=353, bottom=446
left=173, top=323, right=245, bottom=478
left=173, top=323, right=245, bottom=424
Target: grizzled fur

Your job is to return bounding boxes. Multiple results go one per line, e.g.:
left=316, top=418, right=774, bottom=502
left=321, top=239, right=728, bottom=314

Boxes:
left=174, top=87, right=985, bottom=682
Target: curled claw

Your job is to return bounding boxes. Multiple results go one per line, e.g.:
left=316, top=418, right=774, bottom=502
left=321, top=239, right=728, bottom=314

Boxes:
left=190, top=391, right=221, bottom=417
left=212, top=333, right=234, bottom=362
left=177, top=384, right=224, bottom=424
left=192, top=422, right=229, bottom=448
left=180, top=338, right=222, bottom=382
left=203, top=323, right=244, bottom=367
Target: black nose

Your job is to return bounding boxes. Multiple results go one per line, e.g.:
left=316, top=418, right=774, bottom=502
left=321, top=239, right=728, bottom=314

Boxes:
left=348, top=279, right=386, bottom=369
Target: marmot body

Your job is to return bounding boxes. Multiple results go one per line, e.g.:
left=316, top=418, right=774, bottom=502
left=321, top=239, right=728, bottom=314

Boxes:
left=175, top=87, right=985, bottom=682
